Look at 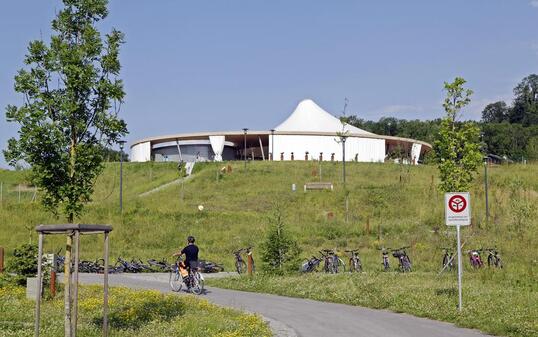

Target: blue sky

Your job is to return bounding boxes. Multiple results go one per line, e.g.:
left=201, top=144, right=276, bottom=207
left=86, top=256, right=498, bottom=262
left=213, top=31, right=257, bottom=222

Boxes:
left=1, top=1, right=537, bottom=167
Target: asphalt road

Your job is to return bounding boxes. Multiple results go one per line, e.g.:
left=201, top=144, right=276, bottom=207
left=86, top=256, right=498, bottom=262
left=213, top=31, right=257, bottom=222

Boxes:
left=76, top=273, right=493, bottom=337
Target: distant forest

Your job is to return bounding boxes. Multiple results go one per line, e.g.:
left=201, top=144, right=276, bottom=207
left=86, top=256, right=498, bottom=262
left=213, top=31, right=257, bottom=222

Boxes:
left=343, top=74, right=538, bottom=161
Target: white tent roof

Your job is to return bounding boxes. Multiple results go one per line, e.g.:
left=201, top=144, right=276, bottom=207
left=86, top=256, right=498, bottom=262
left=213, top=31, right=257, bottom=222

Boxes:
left=274, top=99, right=372, bottom=135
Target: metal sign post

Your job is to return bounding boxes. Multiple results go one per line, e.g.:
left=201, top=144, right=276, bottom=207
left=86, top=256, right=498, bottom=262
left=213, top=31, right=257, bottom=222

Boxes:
left=445, top=192, right=471, bottom=312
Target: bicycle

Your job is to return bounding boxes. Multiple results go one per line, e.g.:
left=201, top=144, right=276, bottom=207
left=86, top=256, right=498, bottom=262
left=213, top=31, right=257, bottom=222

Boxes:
left=468, top=249, right=483, bottom=269
left=380, top=247, right=391, bottom=271
left=169, top=257, right=205, bottom=295
left=345, top=249, right=362, bottom=272
left=320, top=249, right=345, bottom=273
left=485, top=248, right=503, bottom=268
left=392, top=246, right=412, bottom=272
left=233, top=247, right=254, bottom=274
left=441, top=248, right=455, bottom=272
left=300, top=255, right=322, bottom=273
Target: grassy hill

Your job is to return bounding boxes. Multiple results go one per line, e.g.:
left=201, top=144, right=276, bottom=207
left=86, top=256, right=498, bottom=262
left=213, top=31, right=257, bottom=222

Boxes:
left=1, top=161, right=536, bottom=271
left=1, top=161, right=537, bottom=336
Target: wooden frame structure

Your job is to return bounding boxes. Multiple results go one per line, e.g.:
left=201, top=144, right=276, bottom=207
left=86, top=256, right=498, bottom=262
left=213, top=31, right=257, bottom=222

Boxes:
left=34, top=224, right=113, bottom=337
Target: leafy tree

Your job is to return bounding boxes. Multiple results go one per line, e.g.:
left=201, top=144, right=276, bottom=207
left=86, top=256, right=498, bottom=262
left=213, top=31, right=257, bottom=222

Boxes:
left=3, top=0, right=127, bottom=222
left=481, top=101, right=509, bottom=123
left=510, top=74, right=538, bottom=125
left=434, top=77, right=482, bottom=192
left=260, top=207, right=301, bottom=274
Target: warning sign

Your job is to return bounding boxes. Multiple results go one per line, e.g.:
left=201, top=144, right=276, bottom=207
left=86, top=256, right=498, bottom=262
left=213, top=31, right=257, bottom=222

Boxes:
left=445, top=192, right=471, bottom=226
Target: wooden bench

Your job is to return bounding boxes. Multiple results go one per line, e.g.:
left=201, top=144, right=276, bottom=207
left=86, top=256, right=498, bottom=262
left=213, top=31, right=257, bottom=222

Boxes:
left=304, top=182, right=334, bottom=192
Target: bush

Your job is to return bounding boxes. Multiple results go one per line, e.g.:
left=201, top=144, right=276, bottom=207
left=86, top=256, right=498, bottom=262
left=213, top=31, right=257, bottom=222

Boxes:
left=6, top=243, right=38, bottom=285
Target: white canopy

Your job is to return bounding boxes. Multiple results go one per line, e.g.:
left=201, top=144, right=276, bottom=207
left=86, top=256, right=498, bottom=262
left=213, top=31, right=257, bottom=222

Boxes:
left=274, top=99, right=372, bottom=135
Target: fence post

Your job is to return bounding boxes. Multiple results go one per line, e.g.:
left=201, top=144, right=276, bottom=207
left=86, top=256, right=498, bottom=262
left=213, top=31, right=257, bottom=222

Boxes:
left=50, top=270, right=56, bottom=298
left=365, top=217, right=370, bottom=235
left=0, top=247, right=4, bottom=273
left=247, top=253, right=253, bottom=276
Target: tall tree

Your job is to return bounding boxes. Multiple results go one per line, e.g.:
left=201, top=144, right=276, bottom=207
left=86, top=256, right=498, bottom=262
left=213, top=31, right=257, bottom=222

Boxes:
left=434, top=77, right=482, bottom=192
left=510, top=74, right=538, bottom=125
left=4, top=0, right=127, bottom=223
left=481, top=101, right=509, bottom=123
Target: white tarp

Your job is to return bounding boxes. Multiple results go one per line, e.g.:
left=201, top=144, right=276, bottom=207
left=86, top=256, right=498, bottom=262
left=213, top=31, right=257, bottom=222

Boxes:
left=411, top=143, right=422, bottom=165
left=209, top=135, right=225, bottom=161
left=275, top=99, right=372, bottom=135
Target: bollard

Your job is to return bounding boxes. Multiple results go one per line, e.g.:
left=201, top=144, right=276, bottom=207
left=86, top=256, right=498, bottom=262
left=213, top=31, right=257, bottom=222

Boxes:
left=0, top=247, right=4, bottom=273
left=247, top=253, right=253, bottom=276
left=50, top=270, right=56, bottom=298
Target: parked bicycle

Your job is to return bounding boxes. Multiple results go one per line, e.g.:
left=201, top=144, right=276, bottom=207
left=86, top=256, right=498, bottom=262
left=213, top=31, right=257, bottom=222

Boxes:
left=169, top=256, right=204, bottom=295
left=380, top=247, right=391, bottom=271
left=233, top=247, right=255, bottom=274
left=485, top=248, right=503, bottom=268
left=392, top=246, right=412, bottom=272
left=468, top=249, right=484, bottom=268
left=300, top=255, right=322, bottom=273
left=320, top=249, right=345, bottom=273
left=441, top=248, right=455, bottom=272
left=345, top=249, right=362, bottom=273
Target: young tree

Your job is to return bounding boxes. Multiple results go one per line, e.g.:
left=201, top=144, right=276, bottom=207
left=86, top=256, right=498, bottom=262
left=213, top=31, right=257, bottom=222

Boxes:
left=3, top=0, right=127, bottom=223
left=434, top=77, right=482, bottom=192
left=260, top=207, right=301, bottom=274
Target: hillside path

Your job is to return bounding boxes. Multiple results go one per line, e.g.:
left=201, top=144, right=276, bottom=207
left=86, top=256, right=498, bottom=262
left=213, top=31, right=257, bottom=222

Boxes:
left=76, top=273, right=493, bottom=337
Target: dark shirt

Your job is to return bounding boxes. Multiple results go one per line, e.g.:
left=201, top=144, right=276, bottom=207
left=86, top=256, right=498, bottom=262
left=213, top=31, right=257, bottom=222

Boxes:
left=181, top=244, right=199, bottom=265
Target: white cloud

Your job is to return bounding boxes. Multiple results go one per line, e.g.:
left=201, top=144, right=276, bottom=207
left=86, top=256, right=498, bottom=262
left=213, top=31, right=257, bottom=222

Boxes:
left=530, top=0, right=538, bottom=8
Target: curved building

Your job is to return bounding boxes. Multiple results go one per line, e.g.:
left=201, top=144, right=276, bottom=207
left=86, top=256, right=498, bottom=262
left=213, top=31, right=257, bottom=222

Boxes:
left=130, top=99, right=431, bottom=164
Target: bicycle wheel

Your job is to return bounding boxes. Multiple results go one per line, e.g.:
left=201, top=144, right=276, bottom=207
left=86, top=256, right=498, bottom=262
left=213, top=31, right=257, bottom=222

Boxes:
left=190, top=272, right=204, bottom=295
left=383, top=258, right=390, bottom=271
left=403, top=257, right=412, bottom=272
left=442, top=255, right=451, bottom=271
left=169, top=268, right=183, bottom=292
left=496, top=257, right=503, bottom=269
left=487, top=255, right=493, bottom=267
left=236, top=260, right=246, bottom=274
left=337, top=258, right=346, bottom=273
left=355, top=257, right=362, bottom=272
left=349, top=258, right=355, bottom=272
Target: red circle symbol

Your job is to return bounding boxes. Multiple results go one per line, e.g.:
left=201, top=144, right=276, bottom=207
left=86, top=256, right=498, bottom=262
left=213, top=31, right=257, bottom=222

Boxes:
left=448, top=195, right=467, bottom=213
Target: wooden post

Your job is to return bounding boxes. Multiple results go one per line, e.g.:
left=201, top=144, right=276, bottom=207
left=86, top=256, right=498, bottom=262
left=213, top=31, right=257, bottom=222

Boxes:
left=72, top=231, right=80, bottom=336
left=64, top=234, right=73, bottom=337
left=50, top=270, right=56, bottom=298
left=0, top=181, right=3, bottom=204
left=247, top=253, right=253, bottom=276
left=365, top=217, right=370, bottom=235
left=34, top=233, right=43, bottom=337
left=378, top=222, right=382, bottom=241
left=103, top=232, right=109, bottom=337
left=0, top=247, right=4, bottom=273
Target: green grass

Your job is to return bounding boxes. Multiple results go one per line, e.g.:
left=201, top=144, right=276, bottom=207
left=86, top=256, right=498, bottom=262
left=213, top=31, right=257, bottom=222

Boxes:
left=1, top=161, right=537, bottom=336
left=208, top=272, right=537, bottom=337
left=0, top=285, right=272, bottom=337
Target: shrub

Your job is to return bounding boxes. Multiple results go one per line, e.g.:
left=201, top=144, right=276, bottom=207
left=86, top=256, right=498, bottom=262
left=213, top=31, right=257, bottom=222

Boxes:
left=260, top=207, right=301, bottom=274
left=6, top=243, right=38, bottom=285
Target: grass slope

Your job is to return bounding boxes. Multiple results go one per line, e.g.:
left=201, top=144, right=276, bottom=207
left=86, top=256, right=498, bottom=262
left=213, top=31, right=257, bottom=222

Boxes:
left=1, top=161, right=537, bottom=336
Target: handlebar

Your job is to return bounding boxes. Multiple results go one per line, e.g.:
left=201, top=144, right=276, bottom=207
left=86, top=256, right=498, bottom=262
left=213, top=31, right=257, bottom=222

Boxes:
left=345, top=249, right=359, bottom=252
left=393, top=246, right=410, bottom=251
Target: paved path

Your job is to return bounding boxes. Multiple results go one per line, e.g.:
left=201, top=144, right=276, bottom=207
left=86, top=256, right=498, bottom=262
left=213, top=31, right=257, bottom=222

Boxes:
left=76, top=273, right=493, bottom=337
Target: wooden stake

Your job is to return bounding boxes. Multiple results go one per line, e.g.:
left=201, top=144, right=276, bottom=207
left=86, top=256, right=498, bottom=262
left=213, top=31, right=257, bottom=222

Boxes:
left=366, top=217, right=370, bottom=235
left=64, top=234, right=73, bottom=337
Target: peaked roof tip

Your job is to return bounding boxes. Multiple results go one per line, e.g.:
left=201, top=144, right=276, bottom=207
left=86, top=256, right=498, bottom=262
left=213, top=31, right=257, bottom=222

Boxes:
left=274, top=98, right=373, bottom=135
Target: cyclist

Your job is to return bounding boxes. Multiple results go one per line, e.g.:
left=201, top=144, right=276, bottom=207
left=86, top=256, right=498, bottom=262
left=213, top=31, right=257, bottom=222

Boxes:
left=173, top=236, right=199, bottom=287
